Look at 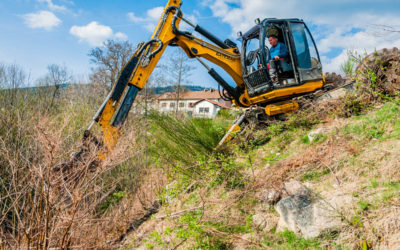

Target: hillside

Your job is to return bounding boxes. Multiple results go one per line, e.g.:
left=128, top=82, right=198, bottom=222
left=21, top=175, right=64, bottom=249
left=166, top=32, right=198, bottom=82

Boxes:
left=1, top=49, right=400, bottom=249
left=114, top=49, right=400, bottom=249
left=120, top=98, right=400, bottom=249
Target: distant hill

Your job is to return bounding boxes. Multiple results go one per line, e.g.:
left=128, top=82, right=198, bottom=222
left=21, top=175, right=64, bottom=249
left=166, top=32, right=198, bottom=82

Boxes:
left=150, top=85, right=211, bottom=95
left=13, top=84, right=211, bottom=95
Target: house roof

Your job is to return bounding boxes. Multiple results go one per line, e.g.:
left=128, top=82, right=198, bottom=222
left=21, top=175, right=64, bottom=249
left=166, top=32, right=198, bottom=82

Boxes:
left=192, top=99, right=231, bottom=109
left=157, top=89, right=220, bottom=100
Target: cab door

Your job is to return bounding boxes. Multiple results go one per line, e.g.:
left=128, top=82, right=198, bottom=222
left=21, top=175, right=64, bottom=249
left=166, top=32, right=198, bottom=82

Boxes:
left=289, top=21, right=323, bottom=83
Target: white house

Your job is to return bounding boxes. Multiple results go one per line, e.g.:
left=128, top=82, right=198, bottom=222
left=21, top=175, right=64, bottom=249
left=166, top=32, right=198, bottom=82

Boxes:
left=192, top=99, right=230, bottom=118
left=157, top=89, right=231, bottom=117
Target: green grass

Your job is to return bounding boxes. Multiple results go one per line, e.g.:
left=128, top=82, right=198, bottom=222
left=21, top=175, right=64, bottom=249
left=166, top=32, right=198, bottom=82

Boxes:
left=341, top=100, right=400, bottom=141
left=262, top=229, right=322, bottom=249
left=381, top=181, right=400, bottom=202
left=301, top=168, right=331, bottom=181
left=147, top=112, right=229, bottom=167
left=370, top=179, right=379, bottom=189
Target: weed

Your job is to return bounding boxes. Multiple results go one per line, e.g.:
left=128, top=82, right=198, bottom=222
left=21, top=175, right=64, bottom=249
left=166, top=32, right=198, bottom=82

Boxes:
left=301, top=168, right=331, bottom=181
left=340, top=50, right=357, bottom=77
left=301, top=134, right=310, bottom=144
left=370, top=179, right=379, bottom=189
left=148, top=231, right=164, bottom=248
left=99, top=191, right=126, bottom=213
left=380, top=181, right=400, bottom=202
left=175, top=211, right=229, bottom=249
left=263, top=229, right=321, bottom=249
left=311, top=133, right=328, bottom=144
left=357, top=200, right=370, bottom=212
left=263, top=150, right=290, bottom=165
left=350, top=216, right=363, bottom=227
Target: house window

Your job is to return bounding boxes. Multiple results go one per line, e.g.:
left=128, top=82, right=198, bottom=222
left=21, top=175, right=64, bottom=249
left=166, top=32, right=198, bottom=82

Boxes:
left=161, top=102, right=166, bottom=108
left=199, top=107, right=209, bottom=113
left=170, top=102, right=175, bottom=108
left=189, top=102, right=194, bottom=107
left=179, top=102, right=185, bottom=108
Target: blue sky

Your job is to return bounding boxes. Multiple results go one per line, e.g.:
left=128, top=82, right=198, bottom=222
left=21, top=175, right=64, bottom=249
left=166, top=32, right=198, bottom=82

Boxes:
left=1, top=0, right=400, bottom=87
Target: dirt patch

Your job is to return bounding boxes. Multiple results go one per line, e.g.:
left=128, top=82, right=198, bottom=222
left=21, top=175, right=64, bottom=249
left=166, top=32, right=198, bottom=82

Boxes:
left=254, top=137, right=357, bottom=192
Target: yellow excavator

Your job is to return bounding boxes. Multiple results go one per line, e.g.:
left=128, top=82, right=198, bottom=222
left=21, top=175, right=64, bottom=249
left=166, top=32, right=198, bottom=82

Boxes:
left=58, top=0, right=327, bottom=169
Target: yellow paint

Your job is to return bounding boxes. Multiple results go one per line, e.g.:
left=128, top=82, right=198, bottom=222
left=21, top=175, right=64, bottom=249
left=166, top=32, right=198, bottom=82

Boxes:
left=265, top=100, right=299, bottom=116
left=176, top=36, right=244, bottom=88
left=240, top=80, right=324, bottom=106
left=128, top=0, right=244, bottom=90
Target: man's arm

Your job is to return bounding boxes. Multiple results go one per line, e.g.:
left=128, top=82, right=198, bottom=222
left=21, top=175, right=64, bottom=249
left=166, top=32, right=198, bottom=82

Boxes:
left=278, top=42, right=288, bottom=58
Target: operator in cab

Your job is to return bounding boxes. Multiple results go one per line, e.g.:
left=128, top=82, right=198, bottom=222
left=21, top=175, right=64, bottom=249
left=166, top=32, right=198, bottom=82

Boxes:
left=267, top=29, right=288, bottom=84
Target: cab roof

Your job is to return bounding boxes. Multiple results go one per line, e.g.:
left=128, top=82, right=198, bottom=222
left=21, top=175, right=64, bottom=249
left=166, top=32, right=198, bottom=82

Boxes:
left=241, top=18, right=303, bottom=40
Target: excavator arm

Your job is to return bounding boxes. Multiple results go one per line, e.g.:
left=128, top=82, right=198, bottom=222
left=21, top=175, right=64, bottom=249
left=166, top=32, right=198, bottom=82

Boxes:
left=88, top=0, right=245, bottom=158
left=56, top=0, right=328, bottom=172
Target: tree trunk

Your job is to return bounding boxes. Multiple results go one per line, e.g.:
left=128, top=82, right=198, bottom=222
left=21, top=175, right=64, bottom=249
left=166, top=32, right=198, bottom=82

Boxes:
left=175, top=53, right=183, bottom=115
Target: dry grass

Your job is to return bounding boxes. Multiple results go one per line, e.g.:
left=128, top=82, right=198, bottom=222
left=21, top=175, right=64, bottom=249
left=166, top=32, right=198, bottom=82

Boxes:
left=0, top=86, right=162, bottom=248
left=253, top=136, right=357, bottom=193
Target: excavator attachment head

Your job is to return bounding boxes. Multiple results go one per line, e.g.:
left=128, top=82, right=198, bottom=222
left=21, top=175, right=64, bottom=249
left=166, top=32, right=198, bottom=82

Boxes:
left=54, top=130, right=103, bottom=182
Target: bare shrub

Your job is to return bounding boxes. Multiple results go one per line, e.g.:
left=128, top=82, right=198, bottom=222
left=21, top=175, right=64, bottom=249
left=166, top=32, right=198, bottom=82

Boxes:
left=0, top=84, right=153, bottom=248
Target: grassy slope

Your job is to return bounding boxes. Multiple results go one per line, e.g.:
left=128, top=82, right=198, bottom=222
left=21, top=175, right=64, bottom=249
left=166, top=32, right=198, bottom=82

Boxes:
left=123, top=99, right=400, bottom=249
left=2, top=85, right=399, bottom=248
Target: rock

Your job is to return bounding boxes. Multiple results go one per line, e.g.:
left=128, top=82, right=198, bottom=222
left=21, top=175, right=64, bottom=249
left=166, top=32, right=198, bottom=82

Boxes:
left=258, top=189, right=282, bottom=204
left=252, top=206, right=279, bottom=232
left=317, top=87, right=349, bottom=101
left=307, top=128, right=324, bottom=143
left=163, top=181, right=177, bottom=204
left=253, top=213, right=269, bottom=230
left=284, top=179, right=310, bottom=196
left=275, top=180, right=344, bottom=238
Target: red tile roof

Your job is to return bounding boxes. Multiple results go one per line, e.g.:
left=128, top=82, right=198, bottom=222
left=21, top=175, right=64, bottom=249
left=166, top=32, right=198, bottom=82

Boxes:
left=157, top=90, right=221, bottom=100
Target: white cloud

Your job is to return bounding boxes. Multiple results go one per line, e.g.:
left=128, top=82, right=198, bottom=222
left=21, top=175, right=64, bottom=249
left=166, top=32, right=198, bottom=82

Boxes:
left=128, top=6, right=164, bottom=32
left=115, top=32, right=128, bottom=41
left=22, top=10, right=61, bottom=30
left=147, top=6, right=164, bottom=20
left=127, top=12, right=146, bottom=23
left=127, top=6, right=198, bottom=32
left=70, top=21, right=128, bottom=46
left=38, top=0, right=67, bottom=12
left=202, top=0, right=400, bottom=73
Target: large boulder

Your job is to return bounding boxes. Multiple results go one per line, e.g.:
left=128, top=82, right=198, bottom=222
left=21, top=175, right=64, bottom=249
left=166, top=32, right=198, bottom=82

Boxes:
left=274, top=180, right=347, bottom=238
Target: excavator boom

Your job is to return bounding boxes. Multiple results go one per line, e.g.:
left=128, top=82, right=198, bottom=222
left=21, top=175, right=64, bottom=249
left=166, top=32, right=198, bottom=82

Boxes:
left=87, top=0, right=245, bottom=156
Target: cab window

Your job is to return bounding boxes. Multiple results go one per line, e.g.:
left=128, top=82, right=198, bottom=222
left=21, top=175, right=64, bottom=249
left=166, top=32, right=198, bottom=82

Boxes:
left=244, top=38, right=260, bottom=73
left=290, top=22, right=311, bottom=69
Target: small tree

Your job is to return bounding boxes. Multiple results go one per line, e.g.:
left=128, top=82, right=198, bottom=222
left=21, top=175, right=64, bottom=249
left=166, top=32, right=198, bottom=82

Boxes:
left=162, top=49, right=195, bottom=114
left=0, top=63, right=5, bottom=89
left=88, top=40, right=133, bottom=94
left=340, top=50, right=357, bottom=78
left=46, top=64, right=71, bottom=109
left=1, top=64, right=26, bottom=105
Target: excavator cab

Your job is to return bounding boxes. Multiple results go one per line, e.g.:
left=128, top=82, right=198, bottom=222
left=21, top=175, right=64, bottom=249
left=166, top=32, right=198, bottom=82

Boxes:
left=241, top=18, right=323, bottom=98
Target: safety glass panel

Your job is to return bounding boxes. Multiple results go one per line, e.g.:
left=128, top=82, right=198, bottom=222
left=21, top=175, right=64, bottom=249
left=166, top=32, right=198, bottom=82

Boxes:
left=244, top=38, right=261, bottom=74
left=305, top=27, right=320, bottom=67
left=290, top=22, right=311, bottom=69
left=290, top=22, right=322, bottom=82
